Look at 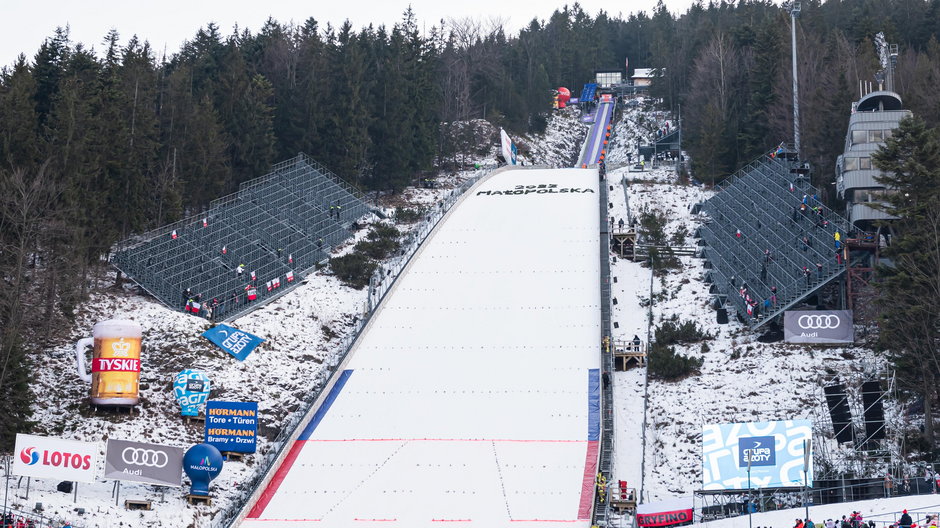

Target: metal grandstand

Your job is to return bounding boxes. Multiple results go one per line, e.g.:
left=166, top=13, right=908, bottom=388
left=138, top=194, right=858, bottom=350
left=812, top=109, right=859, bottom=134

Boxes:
left=112, top=153, right=373, bottom=321
left=696, top=146, right=857, bottom=329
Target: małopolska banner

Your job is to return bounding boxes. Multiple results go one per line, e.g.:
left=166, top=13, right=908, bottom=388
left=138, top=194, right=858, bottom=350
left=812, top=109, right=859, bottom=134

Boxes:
left=201, top=324, right=265, bottom=361
left=702, top=420, right=812, bottom=490
left=784, top=310, right=854, bottom=344
left=13, top=434, right=98, bottom=483
left=104, top=439, right=184, bottom=486
left=500, top=128, right=517, bottom=165
left=636, top=497, right=693, bottom=527
left=205, top=401, right=258, bottom=453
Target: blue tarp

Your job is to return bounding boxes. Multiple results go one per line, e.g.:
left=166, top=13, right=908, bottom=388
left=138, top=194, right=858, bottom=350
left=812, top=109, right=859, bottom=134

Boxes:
left=299, top=369, right=354, bottom=440
left=588, top=368, right=600, bottom=441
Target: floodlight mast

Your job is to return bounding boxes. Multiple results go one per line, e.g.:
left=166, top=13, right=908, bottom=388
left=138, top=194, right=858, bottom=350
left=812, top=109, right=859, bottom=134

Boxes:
left=789, top=2, right=802, bottom=158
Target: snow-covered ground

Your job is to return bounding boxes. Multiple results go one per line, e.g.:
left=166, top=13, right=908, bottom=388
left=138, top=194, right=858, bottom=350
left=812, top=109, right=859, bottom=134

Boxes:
left=6, top=101, right=896, bottom=528
left=602, top=104, right=887, bottom=518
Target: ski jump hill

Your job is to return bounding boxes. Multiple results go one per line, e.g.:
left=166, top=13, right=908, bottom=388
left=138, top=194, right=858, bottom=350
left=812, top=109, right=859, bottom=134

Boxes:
left=238, top=167, right=603, bottom=527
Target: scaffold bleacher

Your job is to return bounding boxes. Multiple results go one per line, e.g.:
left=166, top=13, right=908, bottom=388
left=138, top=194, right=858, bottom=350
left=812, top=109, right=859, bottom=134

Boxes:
left=112, top=153, right=371, bottom=322
left=695, top=146, right=856, bottom=329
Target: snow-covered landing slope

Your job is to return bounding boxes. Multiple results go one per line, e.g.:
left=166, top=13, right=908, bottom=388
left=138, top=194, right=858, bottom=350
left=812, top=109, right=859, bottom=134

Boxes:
left=242, top=167, right=603, bottom=528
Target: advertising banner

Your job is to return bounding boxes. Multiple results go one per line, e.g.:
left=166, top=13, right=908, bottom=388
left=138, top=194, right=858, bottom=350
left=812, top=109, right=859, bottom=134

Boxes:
left=104, top=439, right=184, bottom=486
left=637, top=497, right=693, bottom=527
left=202, top=324, right=264, bottom=361
left=784, top=310, right=854, bottom=344
left=173, top=369, right=211, bottom=416
left=702, top=420, right=812, bottom=490
left=13, top=434, right=98, bottom=483
left=205, top=401, right=258, bottom=453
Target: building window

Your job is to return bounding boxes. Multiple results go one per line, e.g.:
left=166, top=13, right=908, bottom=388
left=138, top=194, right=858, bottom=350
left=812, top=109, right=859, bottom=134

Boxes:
left=852, top=130, right=867, bottom=144
left=844, top=157, right=859, bottom=171
left=869, top=130, right=884, bottom=142
left=859, top=157, right=872, bottom=170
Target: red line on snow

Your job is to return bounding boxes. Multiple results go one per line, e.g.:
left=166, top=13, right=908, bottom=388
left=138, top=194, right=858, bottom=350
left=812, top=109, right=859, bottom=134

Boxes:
left=510, top=520, right=580, bottom=523
left=246, top=440, right=308, bottom=518
left=353, top=519, right=398, bottom=522
left=307, top=438, right=586, bottom=443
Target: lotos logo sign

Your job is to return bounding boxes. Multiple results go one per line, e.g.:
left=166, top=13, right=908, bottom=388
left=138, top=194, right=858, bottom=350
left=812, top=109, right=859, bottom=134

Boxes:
left=20, top=447, right=39, bottom=465
left=12, top=434, right=98, bottom=483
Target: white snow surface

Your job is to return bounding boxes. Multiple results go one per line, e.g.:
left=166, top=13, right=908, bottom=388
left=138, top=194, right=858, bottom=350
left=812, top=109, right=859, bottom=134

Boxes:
left=243, top=167, right=602, bottom=528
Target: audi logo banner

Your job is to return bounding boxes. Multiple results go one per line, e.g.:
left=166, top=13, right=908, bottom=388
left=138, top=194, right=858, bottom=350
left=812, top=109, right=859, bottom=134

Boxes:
left=104, top=439, right=184, bottom=486
left=784, top=310, right=854, bottom=344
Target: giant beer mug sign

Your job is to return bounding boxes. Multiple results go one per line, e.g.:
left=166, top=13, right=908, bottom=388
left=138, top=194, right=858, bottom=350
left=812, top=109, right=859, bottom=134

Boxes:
left=75, top=319, right=142, bottom=406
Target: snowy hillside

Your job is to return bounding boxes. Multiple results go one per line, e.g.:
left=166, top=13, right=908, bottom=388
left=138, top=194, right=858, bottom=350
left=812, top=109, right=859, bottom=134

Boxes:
left=6, top=102, right=896, bottom=528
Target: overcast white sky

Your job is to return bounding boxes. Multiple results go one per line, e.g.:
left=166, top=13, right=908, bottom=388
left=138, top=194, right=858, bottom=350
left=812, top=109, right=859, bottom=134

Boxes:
left=1, top=0, right=699, bottom=68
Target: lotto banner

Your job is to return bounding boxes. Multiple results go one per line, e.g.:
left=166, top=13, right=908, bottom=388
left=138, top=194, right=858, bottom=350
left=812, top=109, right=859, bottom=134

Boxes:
left=702, top=420, right=812, bottom=490
left=13, top=434, right=98, bottom=483
left=202, top=324, right=264, bottom=361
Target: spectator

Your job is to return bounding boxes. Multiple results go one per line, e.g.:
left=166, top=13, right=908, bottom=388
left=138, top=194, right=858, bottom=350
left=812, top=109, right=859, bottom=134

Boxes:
left=900, top=509, right=912, bottom=528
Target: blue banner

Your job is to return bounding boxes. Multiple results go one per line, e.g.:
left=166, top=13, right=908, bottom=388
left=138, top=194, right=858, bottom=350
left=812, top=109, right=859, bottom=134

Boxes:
left=202, top=324, right=264, bottom=361
left=702, top=420, right=812, bottom=490
left=205, top=401, right=258, bottom=453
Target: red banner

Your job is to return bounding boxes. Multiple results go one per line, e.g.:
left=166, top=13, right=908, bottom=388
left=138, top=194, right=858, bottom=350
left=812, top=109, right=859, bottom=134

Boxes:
left=92, top=358, right=140, bottom=372
left=637, top=509, right=693, bottom=527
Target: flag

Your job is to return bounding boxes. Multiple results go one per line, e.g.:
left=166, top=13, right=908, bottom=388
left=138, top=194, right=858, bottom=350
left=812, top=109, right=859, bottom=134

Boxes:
left=191, top=301, right=201, bottom=315
left=288, top=253, right=293, bottom=264
left=273, top=277, right=280, bottom=288
left=266, top=281, right=273, bottom=292
left=222, top=245, right=227, bottom=255
left=171, top=230, right=178, bottom=239
left=246, top=288, right=257, bottom=301
left=250, top=271, right=256, bottom=281
left=286, top=271, right=294, bottom=283
left=202, top=217, right=208, bottom=227
left=789, top=182, right=795, bottom=192
left=185, top=300, right=193, bottom=312
left=202, top=324, right=265, bottom=361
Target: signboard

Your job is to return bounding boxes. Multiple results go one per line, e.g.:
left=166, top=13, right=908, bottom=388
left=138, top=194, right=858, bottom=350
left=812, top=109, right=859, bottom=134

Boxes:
left=784, top=310, right=854, bottom=344
left=636, top=497, right=693, bottom=527
left=205, top=401, right=258, bottom=453
left=13, top=434, right=98, bottom=483
left=202, top=324, right=265, bottom=361
left=702, top=420, right=812, bottom=490
left=104, top=439, right=184, bottom=486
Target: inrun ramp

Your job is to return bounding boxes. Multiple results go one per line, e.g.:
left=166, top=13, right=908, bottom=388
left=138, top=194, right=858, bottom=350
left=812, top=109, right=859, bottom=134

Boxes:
left=242, top=168, right=602, bottom=527
left=579, top=100, right=614, bottom=166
